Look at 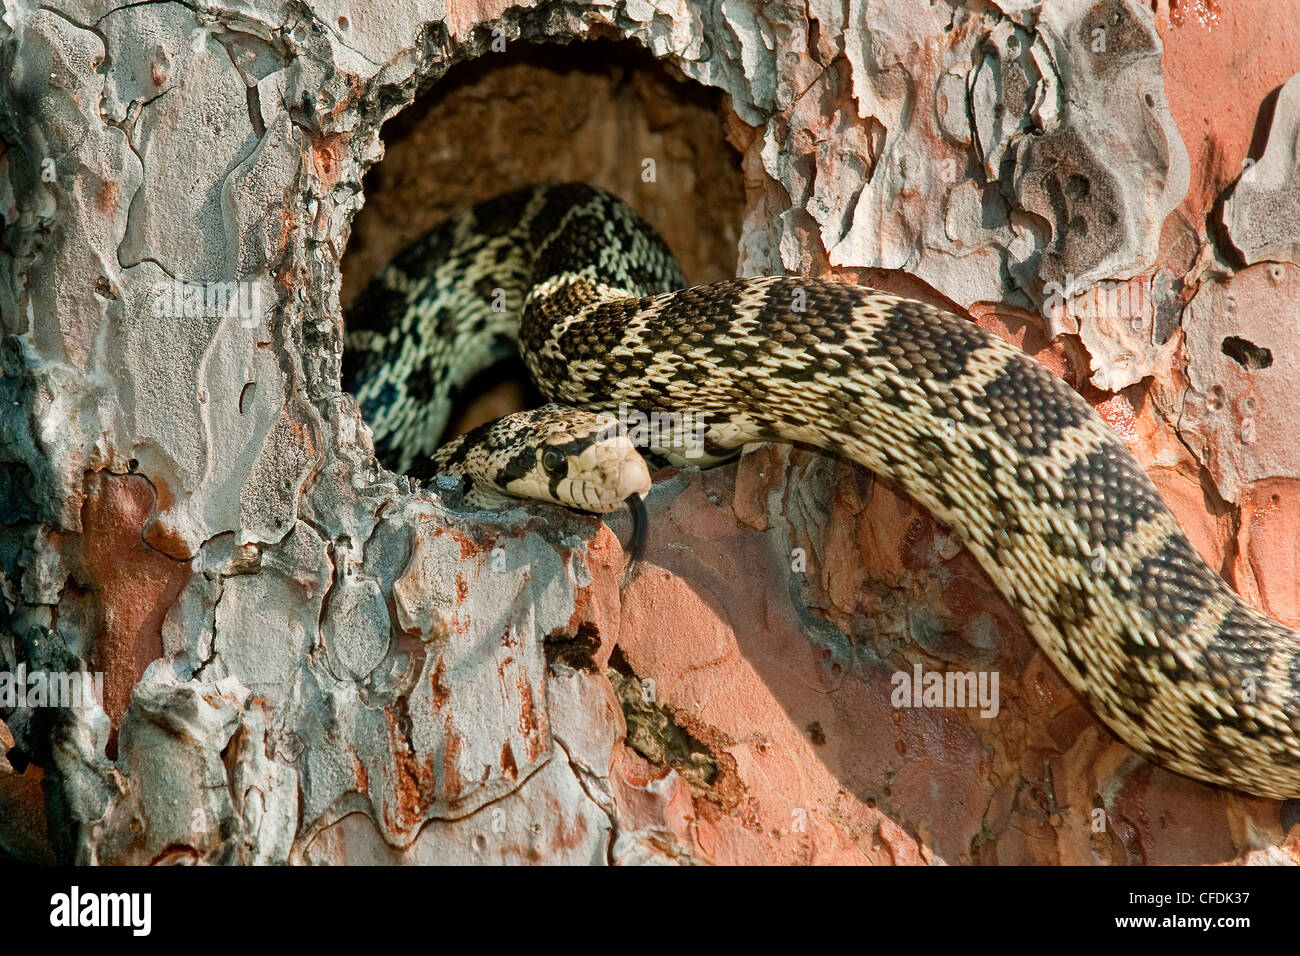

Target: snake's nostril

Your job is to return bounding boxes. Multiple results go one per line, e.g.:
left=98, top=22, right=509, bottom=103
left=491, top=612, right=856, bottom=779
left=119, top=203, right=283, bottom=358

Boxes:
left=618, top=452, right=652, bottom=500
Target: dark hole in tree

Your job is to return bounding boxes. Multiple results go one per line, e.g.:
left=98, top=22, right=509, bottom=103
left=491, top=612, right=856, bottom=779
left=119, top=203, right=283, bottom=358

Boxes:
left=340, top=39, right=744, bottom=474
left=1221, top=335, right=1273, bottom=370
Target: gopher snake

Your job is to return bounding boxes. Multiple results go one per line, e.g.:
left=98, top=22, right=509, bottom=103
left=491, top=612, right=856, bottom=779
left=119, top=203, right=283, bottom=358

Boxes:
left=343, top=182, right=1300, bottom=800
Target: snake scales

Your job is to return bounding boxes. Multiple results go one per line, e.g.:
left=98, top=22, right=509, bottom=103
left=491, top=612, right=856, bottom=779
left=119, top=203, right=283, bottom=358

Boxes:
left=343, top=182, right=1300, bottom=801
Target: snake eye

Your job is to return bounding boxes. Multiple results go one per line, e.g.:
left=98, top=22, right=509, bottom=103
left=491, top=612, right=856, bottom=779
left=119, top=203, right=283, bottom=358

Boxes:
left=541, top=447, right=568, bottom=478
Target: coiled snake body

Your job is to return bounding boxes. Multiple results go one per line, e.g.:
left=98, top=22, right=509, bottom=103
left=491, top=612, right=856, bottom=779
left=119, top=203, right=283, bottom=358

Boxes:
left=344, top=182, right=1300, bottom=800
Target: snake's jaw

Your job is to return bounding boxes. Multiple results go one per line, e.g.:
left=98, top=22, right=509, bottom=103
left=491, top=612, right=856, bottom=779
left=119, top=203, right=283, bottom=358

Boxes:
left=559, top=442, right=651, bottom=513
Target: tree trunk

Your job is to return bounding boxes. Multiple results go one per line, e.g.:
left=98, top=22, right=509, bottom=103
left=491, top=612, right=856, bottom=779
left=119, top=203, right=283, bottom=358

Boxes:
left=1, top=0, right=1297, bottom=864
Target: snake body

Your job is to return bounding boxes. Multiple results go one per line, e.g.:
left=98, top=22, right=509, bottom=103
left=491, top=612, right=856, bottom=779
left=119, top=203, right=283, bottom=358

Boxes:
left=344, top=182, right=1300, bottom=800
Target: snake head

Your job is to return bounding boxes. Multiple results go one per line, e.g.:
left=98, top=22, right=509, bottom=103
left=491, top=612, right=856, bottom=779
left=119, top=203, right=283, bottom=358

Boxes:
left=515, top=406, right=652, bottom=513
left=434, top=404, right=651, bottom=515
